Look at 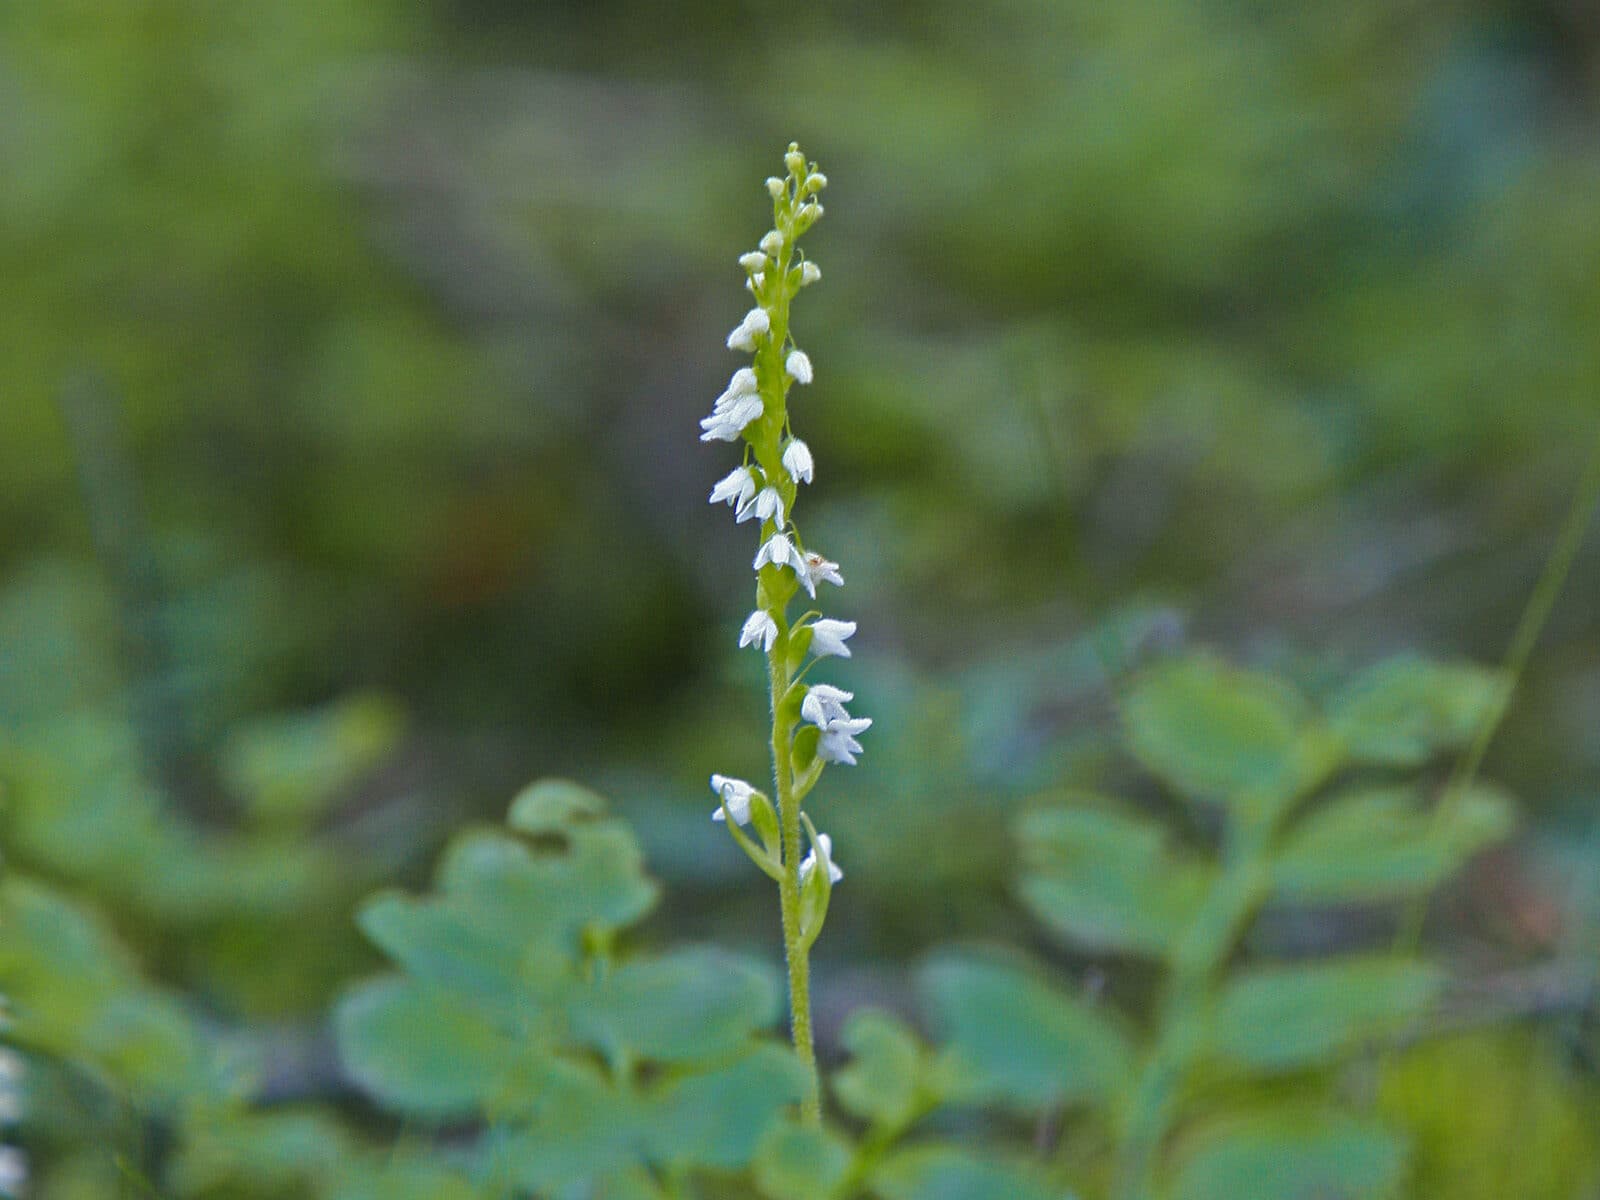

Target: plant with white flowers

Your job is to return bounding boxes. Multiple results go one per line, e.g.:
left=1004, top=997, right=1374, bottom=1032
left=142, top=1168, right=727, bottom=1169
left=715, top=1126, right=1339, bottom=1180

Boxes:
left=702, top=142, right=862, bottom=1123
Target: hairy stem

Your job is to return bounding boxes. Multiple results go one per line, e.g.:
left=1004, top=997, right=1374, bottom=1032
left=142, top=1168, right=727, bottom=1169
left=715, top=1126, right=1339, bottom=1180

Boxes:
left=770, top=639, right=820, bottom=1122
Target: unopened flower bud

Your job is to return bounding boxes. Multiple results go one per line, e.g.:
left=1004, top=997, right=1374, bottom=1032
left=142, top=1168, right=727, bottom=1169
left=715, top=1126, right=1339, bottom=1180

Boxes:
left=785, top=147, right=806, bottom=176
left=786, top=350, right=813, bottom=385
left=739, top=251, right=766, bottom=272
left=766, top=176, right=785, bottom=199
left=799, top=261, right=821, bottom=286
left=759, top=230, right=783, bottom=256
left=804, top=172, right=827, bottom=193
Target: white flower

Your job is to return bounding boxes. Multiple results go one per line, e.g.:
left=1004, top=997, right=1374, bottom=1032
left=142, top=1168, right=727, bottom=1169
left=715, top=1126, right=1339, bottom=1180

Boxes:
left=785, top=350, right=813, bottom=384
left=759, top=230, right=783, bottom=255
left=736, top=485, right=785, bottom=527
left=739, top=251, right=766, bottom=272
left=807, top=618, right=856, bottom=658
left=746, top=272, right=764, bottom=294
left=800, top=832, right=843, bottom=884
left=739, top=609, right=778, bottom=652
left=804, top=172, right=828, bottom=192
left=802, top=684, right=871, bottom=765
left=801, top=684, right=854, bottom=726
left=782, top=439, right=814, bottom=484
left=727, top=307, right=772, bottom=352
left=709, top=465, right=758, bottom=510
left=710, top=774, right=757, bottom=825
left=754, top=532, right=801, bottom=573
left=785, top=147, right=806, bottom=175
left=798, top=201, right=823, bottom=224
left=799, top=260, right=821, bottom=286
left=722, top=366, right=759, bottom=398
left=766, top=176, right=785, bottom=199
left=699, top=368, right=765, bottom=440
left=818, top=716, right=872, bottom=765
left=699, top=392, right=764, bottom=441
left=798, top=551, right=844, bottom=598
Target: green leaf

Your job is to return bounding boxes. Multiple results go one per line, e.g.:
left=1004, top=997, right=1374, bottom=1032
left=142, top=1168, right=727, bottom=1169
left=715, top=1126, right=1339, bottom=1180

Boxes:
left=356, top=891, right=531, bottom=1024
left=1167, top=1111, right=1407, bottom=1200
left=334, top=976, right=516, bottom=1118
left=488, top=1057, right=646, bottom=1192
left=919, top=952, right=1133, bottom=1113
left=1212, top=959, right=1442, bottom=1072
left=1328, top=658, right=1506, bottom=768
left=1124, top=655, right=1325, bottom=813
left=507, top=777, right=611, bottom=832
left=832, top=1008, right=924, bottom=1126
left=571, top=945, right=780, bottom=1064
left=1273, top=785, right=1515, bottom=903
left=648, top=1044, right=809, bottom=1170
left=1016, top=799, right=1211, bottom=957
left=755, top=1120, right=853, bottom=1200
left=871, top=1146, right=1066, bottom=1200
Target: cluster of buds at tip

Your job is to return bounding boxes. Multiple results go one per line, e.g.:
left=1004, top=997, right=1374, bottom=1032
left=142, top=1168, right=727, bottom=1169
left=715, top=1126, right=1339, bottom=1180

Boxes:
left=702, top=143, right=860, bottom=896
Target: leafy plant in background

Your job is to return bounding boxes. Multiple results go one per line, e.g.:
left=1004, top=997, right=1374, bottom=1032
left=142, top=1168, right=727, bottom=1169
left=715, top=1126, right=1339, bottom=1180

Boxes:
left=1001, top=653, right=1515, bottom=1199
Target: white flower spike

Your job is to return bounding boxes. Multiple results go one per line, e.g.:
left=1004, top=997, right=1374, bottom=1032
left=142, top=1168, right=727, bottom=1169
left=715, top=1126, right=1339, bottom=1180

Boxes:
left=709, top=774, right=757, bottom=825
left=800, top=832, right=843, bottom=884
left=739, top=609, right=779, bottom=652
left=782, top=439, right=814, bottom=484
left=702, top=145, right=860, bottom=1111
left=807, top=618, right=856, bottom=658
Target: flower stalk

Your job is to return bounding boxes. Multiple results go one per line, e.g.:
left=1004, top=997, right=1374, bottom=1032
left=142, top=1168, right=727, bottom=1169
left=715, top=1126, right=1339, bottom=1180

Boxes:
left=702, top=144, right=864, bottom=1124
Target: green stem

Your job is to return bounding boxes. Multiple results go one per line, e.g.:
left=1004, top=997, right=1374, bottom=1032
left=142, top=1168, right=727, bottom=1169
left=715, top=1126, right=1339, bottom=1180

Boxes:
left=1114, top=821, right=1274, bottom=1200
left=1394, top=430, right=1600, bottom=959
left=770, top=637, right=821, bottom=1123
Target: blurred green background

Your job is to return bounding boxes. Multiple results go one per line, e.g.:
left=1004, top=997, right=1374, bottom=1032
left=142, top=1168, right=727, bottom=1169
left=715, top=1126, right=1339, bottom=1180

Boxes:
left=4, top=0, right=1600, bottom=1192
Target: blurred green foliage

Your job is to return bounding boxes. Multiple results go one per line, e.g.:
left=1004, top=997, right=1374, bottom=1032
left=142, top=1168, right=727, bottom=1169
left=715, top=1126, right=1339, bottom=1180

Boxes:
left=4, top=0, right=1600, bottom=1194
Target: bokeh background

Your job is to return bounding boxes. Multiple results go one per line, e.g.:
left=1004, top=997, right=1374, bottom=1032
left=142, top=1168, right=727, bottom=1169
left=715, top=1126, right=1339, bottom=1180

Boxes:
left=5, top=0, right=1600, bottom=1193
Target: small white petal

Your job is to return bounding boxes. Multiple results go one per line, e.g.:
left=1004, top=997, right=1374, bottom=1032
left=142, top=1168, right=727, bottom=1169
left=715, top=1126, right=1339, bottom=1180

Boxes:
left=800, top=832, right=843, bottom=883
left=726, top=307, right=771, bottom=352
left=754, top=533, right=796, bottom=572
left=740, top=486, right=784, bottom=528
left=804, top=172, right=828, bottom=192
left=801, top=684, right=854, bottom=727
left=766, top=176, right=785, bottom=199
left=709, top=465, right=757, bottom=508
left=739, top=610, right=779, bottom=652
left=759, top=230, right=783, bottom=255
left=799, top=261, right=821, bottom=286
left=709, top=774, right=756, bottom=825
left=808, top=618, right=856, bottom=658
left=739, top=251, right=766, bottom=272
left=785, top=350, right=813, bottom=385
left=799, top=551, right=843, bottom=597
left=782, top=439, right=814, bottom=484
